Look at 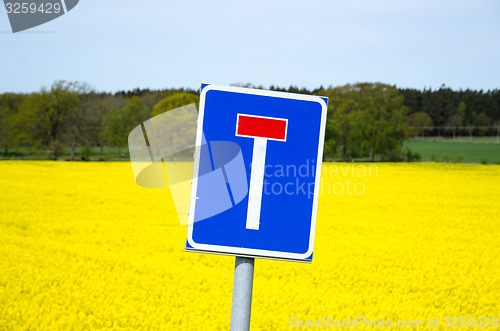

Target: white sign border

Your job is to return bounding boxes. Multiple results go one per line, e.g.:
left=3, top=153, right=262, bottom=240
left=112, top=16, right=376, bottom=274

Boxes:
left=186, top=84, right=327, bottom=262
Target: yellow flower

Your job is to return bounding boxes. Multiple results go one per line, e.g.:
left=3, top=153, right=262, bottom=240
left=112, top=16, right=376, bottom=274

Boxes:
left=0, top=161, right=498, bottom=330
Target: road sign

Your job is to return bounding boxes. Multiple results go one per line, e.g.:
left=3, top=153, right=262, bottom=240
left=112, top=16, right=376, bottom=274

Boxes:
left=186, top=84, right=327, bottom=262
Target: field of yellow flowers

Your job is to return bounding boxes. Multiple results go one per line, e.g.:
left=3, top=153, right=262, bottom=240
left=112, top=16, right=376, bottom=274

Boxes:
left=0, top=161, right=498, bottom=330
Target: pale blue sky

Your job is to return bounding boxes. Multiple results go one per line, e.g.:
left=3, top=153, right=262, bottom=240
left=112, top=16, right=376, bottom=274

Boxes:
left=1, top=0, right=499, bottom=93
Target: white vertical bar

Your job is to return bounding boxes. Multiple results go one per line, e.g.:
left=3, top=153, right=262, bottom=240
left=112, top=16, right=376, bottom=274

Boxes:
left=246, top=137, right=267, bottom=230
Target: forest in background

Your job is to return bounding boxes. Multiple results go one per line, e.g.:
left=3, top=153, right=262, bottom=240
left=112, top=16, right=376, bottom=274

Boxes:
left=0, top=81, right=499, bottom=162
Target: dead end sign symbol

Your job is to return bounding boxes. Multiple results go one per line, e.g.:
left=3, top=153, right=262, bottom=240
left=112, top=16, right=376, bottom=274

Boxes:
left=235, top=114, right=288, bottom=230
left=186, top=84, right=328, bottom=263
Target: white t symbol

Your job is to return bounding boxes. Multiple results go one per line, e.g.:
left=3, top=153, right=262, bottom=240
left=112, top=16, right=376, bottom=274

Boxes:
left=236, top=114, right=288, bottom=230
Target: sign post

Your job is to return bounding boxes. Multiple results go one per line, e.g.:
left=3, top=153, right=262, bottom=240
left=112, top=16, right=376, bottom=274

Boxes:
left=186, top=84, right=328, bottom=330
left=230, top=256, right=255, bottom=331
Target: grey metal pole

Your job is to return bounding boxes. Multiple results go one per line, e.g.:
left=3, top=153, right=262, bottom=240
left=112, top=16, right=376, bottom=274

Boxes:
left=230, top=256, right=255, bottom=331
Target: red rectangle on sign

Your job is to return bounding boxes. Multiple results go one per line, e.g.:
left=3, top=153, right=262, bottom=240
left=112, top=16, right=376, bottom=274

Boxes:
left=236, top=114, right=288, bottom=141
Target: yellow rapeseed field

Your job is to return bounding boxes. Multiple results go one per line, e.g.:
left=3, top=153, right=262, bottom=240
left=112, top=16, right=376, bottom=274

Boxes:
left=0, top=161, right=498, bottom=330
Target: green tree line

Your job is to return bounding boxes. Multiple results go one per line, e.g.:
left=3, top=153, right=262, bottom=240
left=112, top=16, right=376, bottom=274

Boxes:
left=400, top=86, right=500, bottom=138
left=0, top=81, right=499, bottom=161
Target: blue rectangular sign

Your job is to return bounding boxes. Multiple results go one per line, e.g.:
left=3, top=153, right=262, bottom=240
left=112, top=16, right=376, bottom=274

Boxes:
left=186, top=84, right=327, bottom=262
